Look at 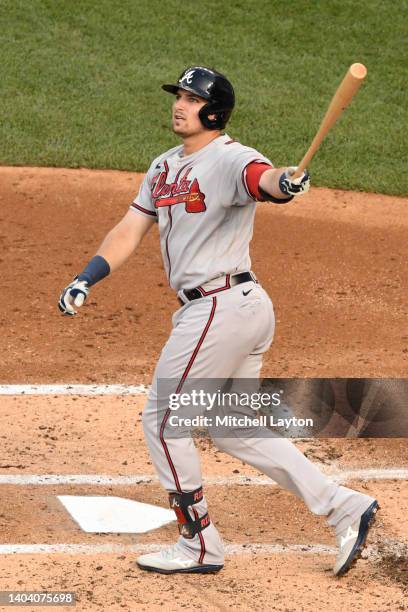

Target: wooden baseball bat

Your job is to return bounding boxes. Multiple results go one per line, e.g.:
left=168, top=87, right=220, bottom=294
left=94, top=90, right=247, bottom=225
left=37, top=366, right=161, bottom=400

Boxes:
left=291, top=63, right=367, bottom=179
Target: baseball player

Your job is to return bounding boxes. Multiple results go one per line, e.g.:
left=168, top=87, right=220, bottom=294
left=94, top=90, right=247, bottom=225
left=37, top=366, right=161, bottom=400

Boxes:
left=59, top=66, right=378, bottom=576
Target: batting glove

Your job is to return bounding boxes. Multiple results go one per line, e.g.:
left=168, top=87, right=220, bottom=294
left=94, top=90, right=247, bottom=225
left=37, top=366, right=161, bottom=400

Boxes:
left=58, top=277, right=89, bottom=316
left=279, top=166, right=310, bottom=197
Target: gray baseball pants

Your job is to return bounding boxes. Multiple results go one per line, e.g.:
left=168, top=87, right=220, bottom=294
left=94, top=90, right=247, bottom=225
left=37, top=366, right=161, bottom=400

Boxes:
left=142, top=280, right=375, bottom=565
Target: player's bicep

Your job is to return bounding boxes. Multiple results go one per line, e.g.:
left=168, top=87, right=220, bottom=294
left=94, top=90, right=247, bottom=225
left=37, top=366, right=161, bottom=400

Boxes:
left=129, top=171, right=158, bottom=220
left=130, top=200, right=158, bottom=220
left=222, top=148, right=274, bottom=207
left=242, top=162, right=274, bottom=202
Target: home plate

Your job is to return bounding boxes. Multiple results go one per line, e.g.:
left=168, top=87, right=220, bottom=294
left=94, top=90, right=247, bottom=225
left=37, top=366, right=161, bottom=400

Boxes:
left=58, top=496, right=175, bottom=533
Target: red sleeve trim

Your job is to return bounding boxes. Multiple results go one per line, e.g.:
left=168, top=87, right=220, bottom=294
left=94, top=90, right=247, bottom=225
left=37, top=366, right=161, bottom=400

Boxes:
left=130, top=202, right=157, bottom=217
left=242, top=161, right=273, bottom=201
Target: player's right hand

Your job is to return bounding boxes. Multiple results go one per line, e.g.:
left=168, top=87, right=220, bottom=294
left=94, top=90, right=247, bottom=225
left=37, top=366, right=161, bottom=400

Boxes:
left=58, top=277, right=89, bottom=316
left=279, top=166, right=310, bottom=197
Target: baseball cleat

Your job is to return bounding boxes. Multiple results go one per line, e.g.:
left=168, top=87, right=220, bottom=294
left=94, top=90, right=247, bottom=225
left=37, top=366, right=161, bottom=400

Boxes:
left=333, top=500, right=379, bottom=577
left=136, top=543, right=224, bottom=575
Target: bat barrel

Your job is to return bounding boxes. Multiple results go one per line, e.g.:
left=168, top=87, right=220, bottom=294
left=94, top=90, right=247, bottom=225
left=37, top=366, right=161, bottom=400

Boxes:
left=291, top=63, right=367, bottom=180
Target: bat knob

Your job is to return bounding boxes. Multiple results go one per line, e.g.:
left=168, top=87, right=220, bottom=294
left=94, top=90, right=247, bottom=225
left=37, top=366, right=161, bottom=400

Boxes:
left=350, top=63, right=367, bottom=80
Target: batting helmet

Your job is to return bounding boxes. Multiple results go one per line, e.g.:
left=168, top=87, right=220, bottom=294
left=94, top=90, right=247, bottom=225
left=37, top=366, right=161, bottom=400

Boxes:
left=162, top=66, right=235, bottom=130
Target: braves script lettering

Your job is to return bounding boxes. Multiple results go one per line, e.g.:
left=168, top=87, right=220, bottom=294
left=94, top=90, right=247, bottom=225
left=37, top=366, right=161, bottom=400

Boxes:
left=152, top=166, right=206, bottom=213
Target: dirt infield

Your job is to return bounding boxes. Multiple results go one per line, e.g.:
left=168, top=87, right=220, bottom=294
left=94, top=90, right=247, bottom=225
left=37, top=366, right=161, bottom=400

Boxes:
left=0, top=167, right=407, bottom=611
left=1, top=395, right=407, bottom=611
left=1, top=166, right=407, bottom=382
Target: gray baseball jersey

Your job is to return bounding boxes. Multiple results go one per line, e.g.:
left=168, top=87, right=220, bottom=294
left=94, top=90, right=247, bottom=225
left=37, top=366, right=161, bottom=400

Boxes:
left=130, top=134, right=272, bottom=290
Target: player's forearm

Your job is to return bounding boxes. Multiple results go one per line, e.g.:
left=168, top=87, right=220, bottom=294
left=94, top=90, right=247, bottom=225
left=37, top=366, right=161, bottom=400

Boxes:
left=259, top=167, right=311, bottom=201
left=73, top=227, right=137, bottom=289
left=259, top=168, right=291, bottom=200
left=78, top=212, right=154, bottom=287
left=96, top=225, right=142, bottom=273
left=58, top=212, right=154, bottom=315
left=93, top=211, right=154, bottom=274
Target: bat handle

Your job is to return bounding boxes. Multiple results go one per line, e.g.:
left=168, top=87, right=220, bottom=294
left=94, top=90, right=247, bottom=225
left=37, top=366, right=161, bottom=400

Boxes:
left=290, top=140, right=317, bottom=180
left=289, top=164, right=307, bottom=181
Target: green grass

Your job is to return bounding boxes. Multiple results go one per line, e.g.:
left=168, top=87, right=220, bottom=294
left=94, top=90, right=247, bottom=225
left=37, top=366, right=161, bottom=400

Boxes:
left=1, top=0, right=407, bottom=194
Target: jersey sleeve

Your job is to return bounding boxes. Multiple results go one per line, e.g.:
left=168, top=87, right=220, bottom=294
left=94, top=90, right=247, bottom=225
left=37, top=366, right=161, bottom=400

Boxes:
left=222, top=144, right=274, bottom=207
left=129, top=163, right=158, bottom=220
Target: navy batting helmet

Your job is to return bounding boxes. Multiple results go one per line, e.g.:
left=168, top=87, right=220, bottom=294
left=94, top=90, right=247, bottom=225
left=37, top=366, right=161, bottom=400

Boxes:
left=162, top=66, right=235, bottom=130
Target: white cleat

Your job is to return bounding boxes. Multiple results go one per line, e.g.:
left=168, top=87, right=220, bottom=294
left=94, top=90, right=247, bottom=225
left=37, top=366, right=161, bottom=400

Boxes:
left=136, top=543, right=223, bottom=575
left=333, top=500, right=379, bottom=576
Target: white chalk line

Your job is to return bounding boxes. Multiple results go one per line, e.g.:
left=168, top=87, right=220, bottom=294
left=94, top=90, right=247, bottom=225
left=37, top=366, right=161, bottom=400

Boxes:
left=0, top=384, right=149, bottom=396
left=0, top=540, right=406, bottom=559
left=0, top=543, right=337, bottom=556
left=0, top=468, right=406, bottom=486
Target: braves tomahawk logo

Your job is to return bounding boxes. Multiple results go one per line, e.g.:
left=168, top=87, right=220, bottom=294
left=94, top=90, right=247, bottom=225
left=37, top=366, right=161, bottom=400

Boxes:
left=152, top=162, right=206, bottom=213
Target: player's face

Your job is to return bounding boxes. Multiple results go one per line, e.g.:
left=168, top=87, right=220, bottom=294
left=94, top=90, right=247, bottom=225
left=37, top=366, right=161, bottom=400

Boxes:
left=172, top=89, right=208, bottom=136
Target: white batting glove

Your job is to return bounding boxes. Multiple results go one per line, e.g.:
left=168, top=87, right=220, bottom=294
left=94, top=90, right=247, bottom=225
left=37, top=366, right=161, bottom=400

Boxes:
left=279, top=166, right=311, bottom=197
left=58, top=277, right=89, bottom=316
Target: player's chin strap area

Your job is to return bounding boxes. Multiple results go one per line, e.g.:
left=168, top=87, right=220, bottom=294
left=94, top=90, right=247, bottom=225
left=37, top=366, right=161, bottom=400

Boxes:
left=169, top=486, right=211, bottom=539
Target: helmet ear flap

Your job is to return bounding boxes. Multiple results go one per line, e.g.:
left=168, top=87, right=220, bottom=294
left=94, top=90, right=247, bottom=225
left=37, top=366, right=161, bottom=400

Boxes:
left=199, top=102, right=231, bottom=130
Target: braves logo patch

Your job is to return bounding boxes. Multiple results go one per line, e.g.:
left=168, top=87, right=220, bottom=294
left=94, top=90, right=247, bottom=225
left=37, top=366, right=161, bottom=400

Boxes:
left=152, top=163, right=206, bottom=213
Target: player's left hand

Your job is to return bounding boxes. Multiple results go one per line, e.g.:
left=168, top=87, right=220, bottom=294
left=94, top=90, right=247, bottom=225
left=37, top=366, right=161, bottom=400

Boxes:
left=279, top=166, right=310, bottom=197
left=58, top=277, right=89, bottom=316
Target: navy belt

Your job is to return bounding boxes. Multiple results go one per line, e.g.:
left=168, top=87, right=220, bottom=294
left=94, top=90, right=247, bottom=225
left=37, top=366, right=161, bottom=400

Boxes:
left=179, top=272, right=257, bottom=305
